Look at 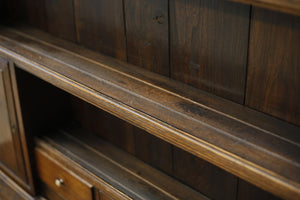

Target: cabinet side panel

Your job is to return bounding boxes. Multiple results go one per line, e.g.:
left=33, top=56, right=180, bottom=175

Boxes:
left=0, top=60, right=20, bottom=180
left=246, top=7, right=300, bottom=126
left=170, top=0, right=250, bottom=103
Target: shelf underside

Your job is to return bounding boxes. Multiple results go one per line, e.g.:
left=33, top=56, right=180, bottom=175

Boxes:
left=0, top=26, right=299, bottom=200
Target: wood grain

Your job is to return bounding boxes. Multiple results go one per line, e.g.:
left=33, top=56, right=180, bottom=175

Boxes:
left=0, top=59, right=21, bottom=180
left=0, top=27, right=299, bottom=199
left=170, top=0, right=250, bottom=103
left=35, top=149, right=93, bottom=200
left=0, top=171, right=34, bottom=200
left=18, top=0, right=46, bottom=30
left=70, top=96, right=136, bottom=155
left=124, top=0, right=169, bottom=76
left=173, top=147, right=237, bottom=200
left=135, top=130, right=173, bottom=174
left=246, top=7, right=300, bottom=126
left=124, top=0, right=171, bottom=176
left=74, top=0, right=127, bottom=60
left=40, top=129, right=208, bottom=200
left=229, top=0, right=300, bottom=16
left=44, top=0, right=76, bottom=42
left=237, top=179, right=281, bottom=200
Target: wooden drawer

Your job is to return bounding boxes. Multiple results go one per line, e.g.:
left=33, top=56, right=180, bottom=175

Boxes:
left=35, top=148, right=93, bottom=200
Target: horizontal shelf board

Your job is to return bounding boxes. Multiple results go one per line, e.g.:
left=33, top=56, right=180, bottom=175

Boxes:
left=229, top=0, right=300, bottom=16
left=37, top=129, right=207, bottom=200
left=0, top=26, right=299, bottom=200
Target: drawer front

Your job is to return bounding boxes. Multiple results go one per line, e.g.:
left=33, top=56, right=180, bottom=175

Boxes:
left=35, top=149, right=93, bottom=200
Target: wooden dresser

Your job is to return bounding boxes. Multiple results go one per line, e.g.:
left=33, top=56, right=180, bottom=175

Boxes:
left=0, top=0, right=299, bottom=199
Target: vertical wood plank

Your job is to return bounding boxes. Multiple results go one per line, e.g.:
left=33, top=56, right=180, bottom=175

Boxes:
left=246, top=8, right=300, bottom=126
left=74, top=0, right=127, bottom=60
left=135, top=130, right=173, bottom=174
left=237, top=180, right=281, bottom=200
left=124, top=0, right=169, bottom=76
left=170, top=0, right=250, bottom=103
left=8, top=0, right=46, bottom=30
left=173, top=147, right=238, bottom=200
left=71, top=97, right=136, bottom=155
left=44, top=0, right=76, bottom=42
left=124, top=0, right=172, bottom=175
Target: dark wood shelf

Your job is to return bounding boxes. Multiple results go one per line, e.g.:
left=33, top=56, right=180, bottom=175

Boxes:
left=0, top=26, right=299, bottom=200
left=229, top=0, right=300, bottom=16
left=35, top=128, right=208, bottom=200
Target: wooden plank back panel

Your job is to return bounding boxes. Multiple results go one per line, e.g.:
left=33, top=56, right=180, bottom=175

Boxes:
left=74, top=0, right=127, bottom=61
left=123, top=0, right=172, bottom=175
left=124, top=0, right=169, bottom=76
left=246, top=8, right=300, bottom=126
left=173, top=147, right=237, bottom=200
left=135, top=129, right=173, bottom=174
left=20, top=0, right=46, bottom=30
left=44, top=0, right=76, bottom=42
left=71, top=96, right=136, bottom=155
left=237, top=180, right=281, bottom=200
left=170, top=0, right=250, bottom=103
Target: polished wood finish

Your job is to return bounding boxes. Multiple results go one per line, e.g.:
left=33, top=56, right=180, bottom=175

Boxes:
left=0, top=59, right=29, bottom=189
left=0, top=27, right=298, bottom=199
left=170, top=0, right=250, bottom=103
left=246, top=7, right=300, bottom=126
left=0, top=1, right=299, bottom=199
left=35, top=148, right=93, bottom=200
left=74, top=0, right=127, bottom=60
left=36, top=140, right=131, bottom=200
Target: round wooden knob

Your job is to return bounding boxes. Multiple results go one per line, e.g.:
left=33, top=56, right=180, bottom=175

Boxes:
left=55, top=178, right=64, bottom=187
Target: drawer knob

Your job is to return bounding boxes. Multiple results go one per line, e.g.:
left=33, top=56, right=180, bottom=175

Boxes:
left=55, top=178, right=64, bottom=187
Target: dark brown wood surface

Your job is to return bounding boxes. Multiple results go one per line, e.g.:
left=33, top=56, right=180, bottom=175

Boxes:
left=173, top=147, right=237, bottom=200
left=124, top=0, right=172, bottom=177
left=124, top=0, right=169, bottom=76
left=0, top=59, right=32, bottom=192
left=35, top=149, right=93, bottom=200
left=97, top=191, right=114, bottom=200
left=237, top=179, right=281, bottom=200
left=135, top=129, right=173, bottom=174
left=36, top=140, right=131, bottom=200
left=246, top=8, right=300, bottom=126
left=39, top=129, right=208, bottom=200
left=0, top=171, right=34, bottom=200
left=22, top=0, right=46, bottom=29
left=170, top=0, right=250, bottom=103
left=74, top=0, right=127, bottom=60
left=44, top=0, right=76, bottom=42
left=0, top=59, right=23, bottom=181
left=229, top=0, right=300, bottom=16
left=71, top=96, right=136, bottom=155
left=0, top=27, right=299, bottom=199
